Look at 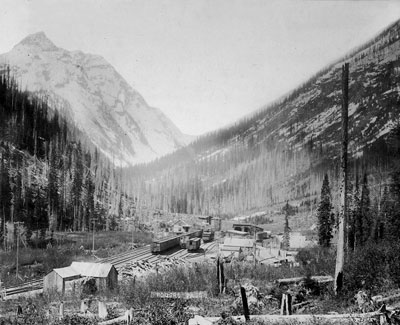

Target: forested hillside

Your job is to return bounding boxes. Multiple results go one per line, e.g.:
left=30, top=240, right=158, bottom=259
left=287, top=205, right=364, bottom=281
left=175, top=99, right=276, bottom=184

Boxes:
left=0, top=68, right=134, bottom=247
left=125, top=20, right=400, bottom=218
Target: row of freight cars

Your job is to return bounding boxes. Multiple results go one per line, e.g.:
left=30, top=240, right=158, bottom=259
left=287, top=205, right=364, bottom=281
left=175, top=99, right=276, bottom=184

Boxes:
left=151, top=229, right=213, bottom=254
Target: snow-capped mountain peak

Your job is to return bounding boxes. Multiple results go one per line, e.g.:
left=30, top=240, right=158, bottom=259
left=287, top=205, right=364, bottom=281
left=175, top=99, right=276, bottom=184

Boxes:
left=15, top=31, right=58, bottom=52
left=1, top=32, right=192, bottom=166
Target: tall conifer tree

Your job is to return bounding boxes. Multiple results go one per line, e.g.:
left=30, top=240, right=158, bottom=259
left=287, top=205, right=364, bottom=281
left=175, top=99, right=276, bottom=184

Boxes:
left=317, top=174, right=334, bottom=247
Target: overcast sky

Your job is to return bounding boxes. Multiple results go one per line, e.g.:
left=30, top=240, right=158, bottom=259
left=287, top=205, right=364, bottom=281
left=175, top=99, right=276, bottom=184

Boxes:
left=1, top=0, right=399, bottom=135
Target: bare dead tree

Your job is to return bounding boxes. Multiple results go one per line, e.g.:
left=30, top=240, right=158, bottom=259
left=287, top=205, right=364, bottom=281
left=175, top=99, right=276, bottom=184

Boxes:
left=334, top=62, right=349, bottom=295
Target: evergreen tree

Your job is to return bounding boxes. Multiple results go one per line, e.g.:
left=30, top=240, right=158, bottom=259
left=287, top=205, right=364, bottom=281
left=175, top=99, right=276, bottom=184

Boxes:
left=317, top=174, right=334, bottom=247
left=387, top=168, right=400, bottom=241
left=72, top=142, right=83, bottom=231
left=282, top=201, right=294, bottom=250
left=0, top=147, right=12, bottom=249
left=48, top=142, right=60, bottom=230
left=384, top=123, right=400, bottom=241
left=371, top=198, right=380, bottom=242
left=283, top=212, right=290, bottom=250
left=84, top=152, right=95, bottom=233
left=347, top=181, right=356, bottom=251
left=380, top=186, right=390, bottom=240
left=352, top=175, right=364, bottom=249
left=360, top=173, right=372, bottom=244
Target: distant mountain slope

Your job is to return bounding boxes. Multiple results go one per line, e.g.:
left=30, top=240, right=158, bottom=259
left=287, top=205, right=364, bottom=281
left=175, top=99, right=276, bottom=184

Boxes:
left=0, top=32, right=191, bottom=166
left=126, top=19, right=400, bottom=216
left=242, top=22, right=400, bottom=159
left=0, top=71, right=134, bottom=233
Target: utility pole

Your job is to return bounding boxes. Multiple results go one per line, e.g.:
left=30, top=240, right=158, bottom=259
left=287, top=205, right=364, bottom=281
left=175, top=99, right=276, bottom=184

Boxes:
left=334, top=62, right=349, bottom=295
left=131, top=218, right=136, bottom=249
left=309, top=148, right=313, bottom=221
left=3, top=208, right=6, bottom=251
left=14, top=221, right=24, bottom=280
left=253, top=224, right=259, bottom=266
left=131, top=222, right=134, bottom=248
left=92, top=218, right=98, bottom=252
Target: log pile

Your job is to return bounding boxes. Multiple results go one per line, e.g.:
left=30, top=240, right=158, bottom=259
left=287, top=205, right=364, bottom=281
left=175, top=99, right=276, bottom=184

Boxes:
left=277, top=275, right=334, bottom=286
left=117, top=257, right=188, bottom=278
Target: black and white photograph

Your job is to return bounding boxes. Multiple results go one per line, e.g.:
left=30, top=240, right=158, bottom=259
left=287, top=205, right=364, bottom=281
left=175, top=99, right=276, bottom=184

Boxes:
left=0, top=0, right=400, bottom=323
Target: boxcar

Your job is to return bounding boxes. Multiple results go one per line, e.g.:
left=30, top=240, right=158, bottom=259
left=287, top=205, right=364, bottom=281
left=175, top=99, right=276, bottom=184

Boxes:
left=151, top=235, right=180, bottom=254
left=180, top=229, right=204, bottom=248
left=192, top=229, right=204, bottom=238
left=187, top=238, right=201, bottom=251
left=203, top=230, right=215, bottom=242
left=256, top=231, right=272, bottom=242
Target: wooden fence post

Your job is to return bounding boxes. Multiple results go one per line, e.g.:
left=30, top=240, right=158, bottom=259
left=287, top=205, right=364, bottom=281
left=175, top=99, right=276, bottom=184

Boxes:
left=216, top=257, right=220, bottom=295
left=280, top=293, right=292, bottom=315
left=240, top=286, right=250, bottom=322
left=286, top=293, right=292, bottom=315
left=220, top=260, right=225, bottom=294
left=59, top=302, right=64, bottom=319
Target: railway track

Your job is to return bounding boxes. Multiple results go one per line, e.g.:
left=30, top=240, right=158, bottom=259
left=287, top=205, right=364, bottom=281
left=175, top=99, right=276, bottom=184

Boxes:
left=3, top=240, right=216, bottom=297
left=3, top=278, right=43, bottom=298
left=99, top=245, right=151, bottom=266
left=184, top=242, right=217, bottom=259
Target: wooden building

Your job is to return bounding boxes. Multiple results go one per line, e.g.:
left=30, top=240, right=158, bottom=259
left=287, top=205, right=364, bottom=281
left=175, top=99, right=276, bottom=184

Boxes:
left=172, top=219, right=191, bottom=234
left=43, top=262, right=118, bottom=295
left=43, top=266, right=81, bottom=294
left=70, top=262, right=118, bottom=291
left=232, top=223, right=263, bottom=235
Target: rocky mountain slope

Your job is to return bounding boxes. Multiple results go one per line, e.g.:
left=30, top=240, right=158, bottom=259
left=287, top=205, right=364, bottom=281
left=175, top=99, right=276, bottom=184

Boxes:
left=0, top=32, right=191, bottom=166
left=126, top=19, right=400, bottom=216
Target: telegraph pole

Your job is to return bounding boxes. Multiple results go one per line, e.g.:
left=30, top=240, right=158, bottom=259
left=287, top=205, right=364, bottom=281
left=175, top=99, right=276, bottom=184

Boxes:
left=92, top=218, right=98, bottom=252
left=131, top=222, right=134, bottom=248
left=3, top=208, right=6, bottom=251
left=131, top=218, right=136, bottom=249
left=14, top=221, right=24, bottom=280
left=253, top=224, right=257, bottom=266
left=334, top=63, right=349, bottom=295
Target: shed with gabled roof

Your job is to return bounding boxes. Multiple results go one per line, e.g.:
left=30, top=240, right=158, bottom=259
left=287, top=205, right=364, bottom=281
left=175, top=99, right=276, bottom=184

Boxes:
left=43, top=266, right=81, bottom=294
left=43, top=262, right=118, bottom=295
left=70, top=262, right=118, bottom=291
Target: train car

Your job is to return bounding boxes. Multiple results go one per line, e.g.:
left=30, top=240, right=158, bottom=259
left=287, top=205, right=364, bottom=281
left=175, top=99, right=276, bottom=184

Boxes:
left=203, top=229, right=215, bottom=242
left=191, top=229, right=203, bottom=239
left=179, top=229, right=204, bottom=248
left=187, top=238, right=201, bottom=252
left=256, top=231, right=272, bottom=242
left=151, top=235, right=180, bottom=254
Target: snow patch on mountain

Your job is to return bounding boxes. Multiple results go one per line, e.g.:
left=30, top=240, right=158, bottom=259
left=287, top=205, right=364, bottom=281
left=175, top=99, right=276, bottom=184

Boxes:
left=0, top=32, right=192, bottom=166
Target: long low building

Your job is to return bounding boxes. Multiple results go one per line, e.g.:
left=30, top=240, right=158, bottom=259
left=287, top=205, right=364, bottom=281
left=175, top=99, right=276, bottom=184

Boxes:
left=220, top=238, right=254, bottom=252
left=232, top=223, right=264, bottom=235
left=43, top=262, right=118, bottom=295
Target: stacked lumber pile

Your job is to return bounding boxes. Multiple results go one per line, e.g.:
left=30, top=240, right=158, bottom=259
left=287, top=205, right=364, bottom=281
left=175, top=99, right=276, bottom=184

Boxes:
left=117, top=257, right=187, bottom=278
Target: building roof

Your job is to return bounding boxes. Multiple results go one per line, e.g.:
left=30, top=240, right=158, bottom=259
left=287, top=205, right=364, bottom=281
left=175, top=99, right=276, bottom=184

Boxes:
left=276, top=233, right=316, bottom=249
left=223, top=238, right=254, bottom=248
left=53, top=266, right=80, bottom=279
left=198, top=216, right=211, bottom=220
left=232, top=223, right=264, bottom=231
left=227, top=230, right=249, bottom=236
left=172, top=219, right=191, bottom=227
left=220, top=250, right=238, bottom=258
left=70, top=262, right=115, bottom=278
left=220, top=245, right=242, bottom=252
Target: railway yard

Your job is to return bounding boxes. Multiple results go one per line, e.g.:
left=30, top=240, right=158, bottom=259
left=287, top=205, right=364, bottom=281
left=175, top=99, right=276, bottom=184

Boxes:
left=1, top=239, right=218, bottom=299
